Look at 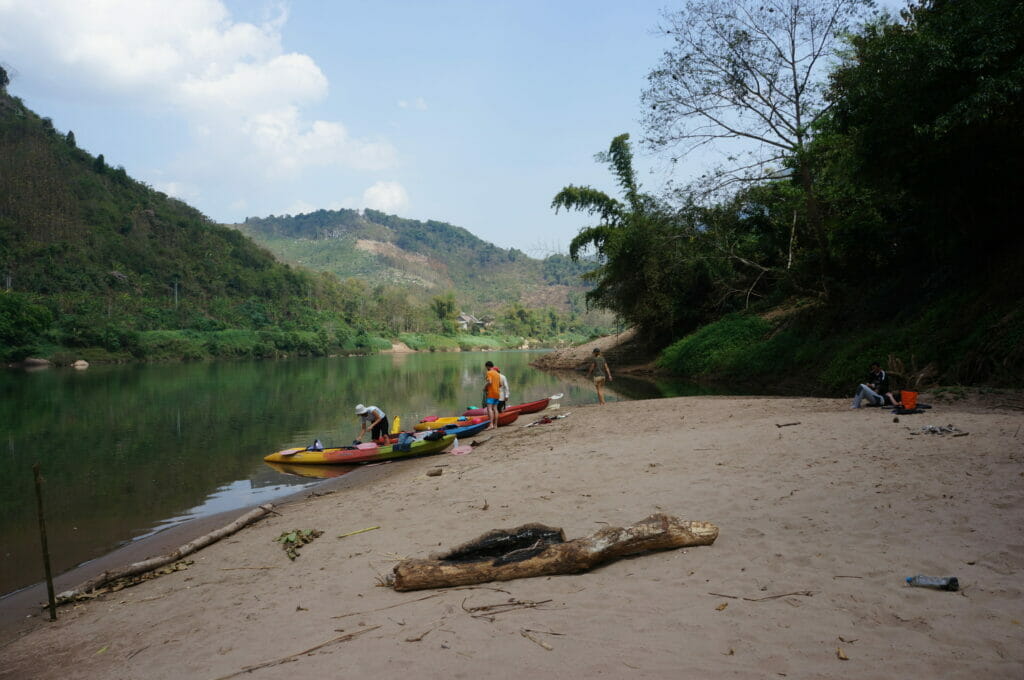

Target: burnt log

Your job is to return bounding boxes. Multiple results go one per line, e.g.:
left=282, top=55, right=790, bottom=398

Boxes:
left=390, top=513, right=718, bottom=591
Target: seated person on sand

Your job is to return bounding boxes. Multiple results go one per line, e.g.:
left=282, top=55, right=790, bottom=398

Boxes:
left=852, top=362, right=893, bottom=408
left=882, top=390, right=904, bottom=408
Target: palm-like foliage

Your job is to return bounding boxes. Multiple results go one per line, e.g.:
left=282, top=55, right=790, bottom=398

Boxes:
left=553, top=135, right=717, bottom=343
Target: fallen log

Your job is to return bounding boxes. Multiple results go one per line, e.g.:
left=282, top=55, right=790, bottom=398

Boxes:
left=389, top=513, right=718, bottom=592
left=55, top=503, right=275, bottom=603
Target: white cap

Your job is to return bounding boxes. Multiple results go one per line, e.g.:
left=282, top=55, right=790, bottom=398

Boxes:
left=355, top=404, right=368, bottom=414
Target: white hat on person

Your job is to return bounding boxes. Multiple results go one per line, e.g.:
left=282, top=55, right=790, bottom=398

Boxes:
left=355, top=404, right=368, bottom=414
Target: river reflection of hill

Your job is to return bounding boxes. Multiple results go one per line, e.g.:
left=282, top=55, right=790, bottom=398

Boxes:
left=0, top=350, right=731, bottom=596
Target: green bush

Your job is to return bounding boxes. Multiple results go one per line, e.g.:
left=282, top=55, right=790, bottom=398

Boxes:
left=136, top=330, right=208, bottom=361
left=0, top=291, right=52, bottom=347
left=203, top=330, right=261, bottom=358
left=658, top=314, right=772, bottom=377
left=398, top=333, right=460, bottom=351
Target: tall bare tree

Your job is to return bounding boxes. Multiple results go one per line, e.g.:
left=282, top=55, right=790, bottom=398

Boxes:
left=642, top=0, right=873, bottom=296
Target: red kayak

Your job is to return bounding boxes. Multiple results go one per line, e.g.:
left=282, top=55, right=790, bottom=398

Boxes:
left=496, top=408, right=521, bottom=426
left=462, top=398, right=549, bottom=417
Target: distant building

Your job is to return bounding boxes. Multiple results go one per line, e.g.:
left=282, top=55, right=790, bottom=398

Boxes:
left=456, top=313, right=485, bottom=332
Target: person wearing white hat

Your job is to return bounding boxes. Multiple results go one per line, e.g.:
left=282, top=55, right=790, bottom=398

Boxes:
left=355, top=404, right=389, bottom=443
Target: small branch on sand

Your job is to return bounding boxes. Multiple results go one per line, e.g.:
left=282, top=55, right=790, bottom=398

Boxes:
left=404, top=624, right=439, bottom=642
left=211, top=625, right=380, bottom=680
left=710, top=590, right=815, bottom=601
left=775, top=422, right=801, bottom=428
left=338, top=525, right=380, bottom=539
left=334, top=592, right=445, bottom=619
left=332, top=585, right=512, bottom=619
left=461, top=597, right=555, bottom=620
left=520, top=629, right=554, bottom=650
left=742, top=590, right=815, bottom=601
left=56, top=504, right=275, bottom=603
left=389, top=513, right=719, bottom=592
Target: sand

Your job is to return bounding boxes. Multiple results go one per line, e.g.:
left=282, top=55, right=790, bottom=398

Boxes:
left=1, top=393, right=1022, bottom=679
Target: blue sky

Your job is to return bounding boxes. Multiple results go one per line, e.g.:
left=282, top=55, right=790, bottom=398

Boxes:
left=0, top=0, right=676, bottom=253
left=0, top=0, right=900, bottom=254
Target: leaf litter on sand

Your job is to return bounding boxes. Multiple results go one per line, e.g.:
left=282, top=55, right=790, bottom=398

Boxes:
left=275, top=528, right=323, bottom=560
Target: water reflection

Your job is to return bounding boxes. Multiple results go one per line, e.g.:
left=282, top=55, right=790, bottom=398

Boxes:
left=0, top=350, right=720, bottom=596
left=136, top=477, right=319, bottom=541
left=263, top=462, right=360, bottom=480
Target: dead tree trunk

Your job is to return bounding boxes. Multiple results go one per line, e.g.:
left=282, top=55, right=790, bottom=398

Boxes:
left=56, top=503, right=275, bottom=602
left=390, top=513, right=718, bottom=592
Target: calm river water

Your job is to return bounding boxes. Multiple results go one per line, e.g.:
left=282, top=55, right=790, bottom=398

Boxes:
left=0, top=350, right=721, bottom=596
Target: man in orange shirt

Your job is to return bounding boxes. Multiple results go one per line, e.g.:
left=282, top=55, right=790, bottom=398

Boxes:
left=483, top=361, right=501, bottom=430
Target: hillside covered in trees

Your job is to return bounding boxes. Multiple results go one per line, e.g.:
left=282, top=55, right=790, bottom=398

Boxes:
left=235, top=209, right=596, bottom=314
left=0, top=75, right=609, bottom=364
left=555, top=0, right=1023, bottom=392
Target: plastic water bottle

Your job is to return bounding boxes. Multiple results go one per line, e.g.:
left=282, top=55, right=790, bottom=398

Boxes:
left=905, top=575, right=959, bottom=591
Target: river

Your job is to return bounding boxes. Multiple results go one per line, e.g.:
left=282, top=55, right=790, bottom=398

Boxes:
left=0, top=350, right=723, bottom=596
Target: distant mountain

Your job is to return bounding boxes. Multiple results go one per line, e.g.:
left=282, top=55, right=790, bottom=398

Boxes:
left=234, top=209, right=596, bottom=315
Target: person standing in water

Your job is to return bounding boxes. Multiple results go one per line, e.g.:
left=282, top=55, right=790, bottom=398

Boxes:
left=586, top=347, right=613, bottom=405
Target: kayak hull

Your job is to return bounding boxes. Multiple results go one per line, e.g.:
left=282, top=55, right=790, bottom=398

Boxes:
left=495, top=408, right=520, bottom=426
left=415, top=420, right=489, bottom=438
left=264, top=434, right=455, bottom=465
left=414, top=415, right=487, bottom=432
left=462, top=397, right=549, bottom=417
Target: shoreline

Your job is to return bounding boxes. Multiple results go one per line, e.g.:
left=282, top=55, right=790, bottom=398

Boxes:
left=3, top=394, right=1022, bottom=679
left=0, top=460, right=396, bottom=639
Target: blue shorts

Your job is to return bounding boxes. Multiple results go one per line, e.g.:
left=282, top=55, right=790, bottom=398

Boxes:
left=485, top=397, right=500, bottom=406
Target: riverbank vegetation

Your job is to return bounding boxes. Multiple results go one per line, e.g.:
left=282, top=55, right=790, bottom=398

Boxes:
left=556, top=0, right=1023, bottom=392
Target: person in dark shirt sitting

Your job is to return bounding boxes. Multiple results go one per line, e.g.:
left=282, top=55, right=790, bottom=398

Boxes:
left=851, top=362, right=893, bottom=408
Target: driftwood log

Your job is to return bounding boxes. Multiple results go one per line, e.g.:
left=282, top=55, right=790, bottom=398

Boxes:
left=389, top=513, right=718, bottom=592
left=56, top=503, right=275, bottom=602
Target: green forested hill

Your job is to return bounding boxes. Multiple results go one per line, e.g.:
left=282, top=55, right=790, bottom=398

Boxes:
left=235, top=209, right=596, bottom=313
left=0, top=87, right=356, bottom=361
left=0, top=83, right=609, bottom=363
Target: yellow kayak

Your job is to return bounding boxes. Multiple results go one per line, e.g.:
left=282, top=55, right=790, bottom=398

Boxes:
left=413, top=416, right=486, bottom=432
left=264, top=434, right=454, bottom=465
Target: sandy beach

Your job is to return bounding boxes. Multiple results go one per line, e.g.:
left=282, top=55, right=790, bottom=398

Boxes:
left=2, top=393, right=1022, bottom=679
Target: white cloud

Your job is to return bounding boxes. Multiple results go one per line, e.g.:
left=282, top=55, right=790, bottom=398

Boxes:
left=397, top=97, right=428, bottom=111
left=154, top=180, right=200, bottom=203
left=362, top=181, right=409, bottom=213
left=0, top=0, right=399, bottom=214
left=287, top=199, right=318, bottom=216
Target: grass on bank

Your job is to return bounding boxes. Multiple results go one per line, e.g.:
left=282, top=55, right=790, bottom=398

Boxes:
left=657, top=288, right=1024, bottom=394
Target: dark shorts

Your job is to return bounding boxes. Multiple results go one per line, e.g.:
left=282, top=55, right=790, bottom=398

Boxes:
left=371, top=417, right=390, bottom=440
